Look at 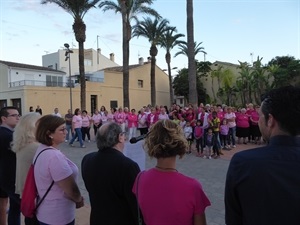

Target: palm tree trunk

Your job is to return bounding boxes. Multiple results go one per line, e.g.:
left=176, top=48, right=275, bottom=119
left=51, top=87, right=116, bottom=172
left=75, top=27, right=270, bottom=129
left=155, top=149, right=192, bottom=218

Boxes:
left=186, top=0, right=198, bottom=108
left=122, top=4, right=130, bottom=108
left=78, top=41, right=86, bottom=110
left=150, top=54, right=156, bottom=106
left=166, top=52, right=174, bottom=106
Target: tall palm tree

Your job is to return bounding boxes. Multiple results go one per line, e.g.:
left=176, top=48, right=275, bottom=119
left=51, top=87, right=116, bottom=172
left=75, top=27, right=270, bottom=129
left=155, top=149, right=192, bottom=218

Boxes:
left=99, top=0, right=160, bottom=108
left=132, top=17, right=170, bottom=106
left=41, top=0, right=100, bottom=110
left=158, top=27, right=185, bottom=105
left=186, top=0, right=197, bottom=107
left=174, top=41, right=206, bottom=58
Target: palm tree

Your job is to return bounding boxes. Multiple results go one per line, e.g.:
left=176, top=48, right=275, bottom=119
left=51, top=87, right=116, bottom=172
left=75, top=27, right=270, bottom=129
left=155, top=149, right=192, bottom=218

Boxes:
left=99, top=0, right=160, bottom=108
left=132, top=17, right=170, bottom=106
left=41, top=0, right=100, bottom=110
left=174, top=41, right=206, bottom=58
left=158, top=27, right=185, bottom=105
left=186, top=0, right=197, bottom=107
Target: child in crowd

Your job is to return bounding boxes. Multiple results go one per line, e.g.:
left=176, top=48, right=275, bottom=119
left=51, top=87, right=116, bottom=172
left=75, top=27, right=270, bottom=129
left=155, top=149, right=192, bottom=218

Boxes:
left=194, top=120, right=204, bottom=157
left=179, top=116, right=186, bottom=129
left=204, top=128, right=216, bottom=159
left=172, top=113, right=180, bottom=125
left=183, top=121, right=193, bottom=154
left=220, top=119, right=231, bottom=150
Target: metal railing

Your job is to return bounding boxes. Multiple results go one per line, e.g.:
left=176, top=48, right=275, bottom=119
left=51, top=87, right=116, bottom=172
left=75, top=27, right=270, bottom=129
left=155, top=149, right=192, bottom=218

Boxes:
left=9, top=78, right=104, bottom=88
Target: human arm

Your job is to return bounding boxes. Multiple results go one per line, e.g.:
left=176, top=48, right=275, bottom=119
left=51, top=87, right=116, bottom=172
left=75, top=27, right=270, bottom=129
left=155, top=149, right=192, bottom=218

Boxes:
left=225, top=155, right=243, bottom=225
left=124, top=161, right=141, bottom=225
left=194, top=213, right=207, bottom=225
left=56, top=175, right=84, bottom=208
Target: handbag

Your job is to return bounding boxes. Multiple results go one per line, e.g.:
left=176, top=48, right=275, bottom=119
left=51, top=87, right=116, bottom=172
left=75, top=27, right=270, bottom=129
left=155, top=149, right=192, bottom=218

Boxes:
left=21, top=148, right=54, bottom=223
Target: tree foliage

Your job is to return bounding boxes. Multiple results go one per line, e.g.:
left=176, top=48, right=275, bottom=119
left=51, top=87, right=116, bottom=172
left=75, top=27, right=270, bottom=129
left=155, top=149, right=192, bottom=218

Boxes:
left=173, top=67, right=206, bottom=104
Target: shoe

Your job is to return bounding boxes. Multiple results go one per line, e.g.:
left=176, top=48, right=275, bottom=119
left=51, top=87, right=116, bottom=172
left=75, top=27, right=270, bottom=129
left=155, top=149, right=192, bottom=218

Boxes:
left=208, top=156, right=212, bottom=159
left=81, top=145, right=86, bottom=148
left=214, top=155, right=220, bottom=159
left=88, top=140, right=91, bottom=143
left=65, top=140, right=68, bottom=143
left=231, top=145, right=236, bottom=148
left=69, top=144, right=74, bottom=147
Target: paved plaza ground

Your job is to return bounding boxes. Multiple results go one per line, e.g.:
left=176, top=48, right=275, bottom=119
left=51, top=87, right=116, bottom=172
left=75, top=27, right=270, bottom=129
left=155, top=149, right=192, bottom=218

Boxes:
left=56, top=139, right=262, bottom=225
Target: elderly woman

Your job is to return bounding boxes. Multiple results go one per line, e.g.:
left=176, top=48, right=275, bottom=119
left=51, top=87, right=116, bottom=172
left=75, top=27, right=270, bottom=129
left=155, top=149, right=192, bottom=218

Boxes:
left=133, top=120, right=211, bottom=225
left=236, top=108, right=250, bottom=144
left=12, top=112, right=41, bottom=225
left=34, top=115, right=84, bottom=225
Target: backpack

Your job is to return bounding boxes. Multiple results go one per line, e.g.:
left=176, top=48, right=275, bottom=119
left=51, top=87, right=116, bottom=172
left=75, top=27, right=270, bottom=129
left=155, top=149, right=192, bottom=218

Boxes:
left=21, top=148, right=54, bottom=218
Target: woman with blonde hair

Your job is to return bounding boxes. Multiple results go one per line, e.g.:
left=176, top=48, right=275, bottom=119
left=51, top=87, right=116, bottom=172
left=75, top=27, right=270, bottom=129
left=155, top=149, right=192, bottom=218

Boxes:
left=132, top=120, right=211, bottom=225
left=12, top=112, right=41, bottom=197
left=12, top=112, right=41, bottom=225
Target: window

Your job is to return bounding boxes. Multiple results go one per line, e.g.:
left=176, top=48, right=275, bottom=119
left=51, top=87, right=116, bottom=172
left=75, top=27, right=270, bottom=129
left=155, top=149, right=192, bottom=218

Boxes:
left=46, top=75, right=63, bottom=87
left=138, top=80, right=143, bottom=88
left=84, top=59, right=92, bottom=66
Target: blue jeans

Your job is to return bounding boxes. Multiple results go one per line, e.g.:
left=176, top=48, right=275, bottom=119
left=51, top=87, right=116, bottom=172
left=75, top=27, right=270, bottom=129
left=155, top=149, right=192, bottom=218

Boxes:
left=65, top=124, right=73, bottom=141
left=39, top=219, right=74, bottom=225
left=229, top=126, right=236, bottom=146
left=69, top=128, right=84, bottom=147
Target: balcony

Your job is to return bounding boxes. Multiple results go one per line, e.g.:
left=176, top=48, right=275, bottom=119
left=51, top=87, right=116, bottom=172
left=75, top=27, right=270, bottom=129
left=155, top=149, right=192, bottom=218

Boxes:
left=9, top=80, right=75, bottom=88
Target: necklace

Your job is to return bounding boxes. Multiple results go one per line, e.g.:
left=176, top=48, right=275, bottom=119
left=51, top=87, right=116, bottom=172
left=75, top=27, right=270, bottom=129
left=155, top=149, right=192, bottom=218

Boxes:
left=155, top=166, right=178, bottom=172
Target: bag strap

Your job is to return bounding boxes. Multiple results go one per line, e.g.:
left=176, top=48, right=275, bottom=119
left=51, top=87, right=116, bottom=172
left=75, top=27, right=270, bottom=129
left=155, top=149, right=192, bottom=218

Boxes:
left=135, top=171, right=144, bottom=225
left=33, top=148, right=55, bottom=210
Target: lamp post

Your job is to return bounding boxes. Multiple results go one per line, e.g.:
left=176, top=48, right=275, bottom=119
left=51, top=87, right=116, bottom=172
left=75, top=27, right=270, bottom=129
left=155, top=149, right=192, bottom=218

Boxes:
left=64, top=43, right=74, bottom=113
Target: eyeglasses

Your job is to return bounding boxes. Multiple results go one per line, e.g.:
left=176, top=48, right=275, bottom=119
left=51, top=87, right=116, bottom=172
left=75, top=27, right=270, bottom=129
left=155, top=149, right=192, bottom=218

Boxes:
left=58, top=127, right=67, bottom=132
left=7, top=114, right=21, bottom=118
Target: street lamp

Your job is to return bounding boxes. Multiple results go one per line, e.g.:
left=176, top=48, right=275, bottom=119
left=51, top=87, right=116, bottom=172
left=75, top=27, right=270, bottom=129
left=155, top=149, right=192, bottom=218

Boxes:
left=64, top=43, right=74, bottom=113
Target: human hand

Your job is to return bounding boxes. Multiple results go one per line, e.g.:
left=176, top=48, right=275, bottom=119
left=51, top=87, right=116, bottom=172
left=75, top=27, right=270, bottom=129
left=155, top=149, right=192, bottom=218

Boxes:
left=76, top=197, right=84, bottom=209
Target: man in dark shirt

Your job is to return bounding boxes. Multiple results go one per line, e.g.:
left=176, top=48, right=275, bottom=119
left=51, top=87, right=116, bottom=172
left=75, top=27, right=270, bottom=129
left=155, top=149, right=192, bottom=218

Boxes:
left=64, top=109, right=73, bottom=142
left=0, top=106, right=20, bottom=225
left=82, top=122, right=141, bottom=225
left=225, top=86, right=300, bottom=225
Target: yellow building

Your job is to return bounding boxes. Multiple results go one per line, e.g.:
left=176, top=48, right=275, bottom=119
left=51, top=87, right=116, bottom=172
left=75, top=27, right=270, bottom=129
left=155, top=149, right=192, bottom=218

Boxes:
left=0, top=60, right=170, bottom=115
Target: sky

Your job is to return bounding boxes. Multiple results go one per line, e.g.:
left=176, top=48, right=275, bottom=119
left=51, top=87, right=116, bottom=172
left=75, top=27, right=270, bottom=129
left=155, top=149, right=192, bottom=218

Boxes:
left=0, top=0, right=299, bottom=73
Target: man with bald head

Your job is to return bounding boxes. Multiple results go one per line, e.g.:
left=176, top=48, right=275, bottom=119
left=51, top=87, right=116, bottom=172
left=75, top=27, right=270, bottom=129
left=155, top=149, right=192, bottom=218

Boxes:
left=81, top=122, right=141, bottom=225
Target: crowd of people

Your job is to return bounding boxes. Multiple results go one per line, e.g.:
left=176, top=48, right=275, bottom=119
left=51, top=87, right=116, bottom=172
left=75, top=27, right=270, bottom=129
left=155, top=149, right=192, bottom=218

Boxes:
left=52, top=101, right=263, bottom=159
left=1, top=85, right=300, bottom=225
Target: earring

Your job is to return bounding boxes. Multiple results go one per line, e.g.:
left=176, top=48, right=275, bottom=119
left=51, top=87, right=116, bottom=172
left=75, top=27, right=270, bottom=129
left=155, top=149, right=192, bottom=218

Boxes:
left=49, top=136, right=53, bottom=139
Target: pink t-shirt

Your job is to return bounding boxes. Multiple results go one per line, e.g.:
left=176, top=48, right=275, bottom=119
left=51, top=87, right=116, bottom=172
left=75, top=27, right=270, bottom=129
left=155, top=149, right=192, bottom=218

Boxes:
left=92, top=114, right=101, bottom=124
left=250, top=111, right=259, bottom=125
left=127, top=113, right=138, bottom=128
left=34, top=144, right=78, bottom=225
left=132, top=169, right=211, bottom=225
left=72, top=115, right=82, bottom=129
left=236, top=114, right=250, bottom=128
left=224, top=112, right=236, bottom=128
left=220, top=124, right=229, bottom=135
left=81, top=115, right=91, bottom=127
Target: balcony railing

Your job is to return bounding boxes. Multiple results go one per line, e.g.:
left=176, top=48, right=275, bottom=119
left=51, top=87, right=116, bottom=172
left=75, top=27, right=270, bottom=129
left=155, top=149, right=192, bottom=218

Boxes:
left=8, top=78, right=104, bottom=88
left=9, top=80, right=75, bottom=88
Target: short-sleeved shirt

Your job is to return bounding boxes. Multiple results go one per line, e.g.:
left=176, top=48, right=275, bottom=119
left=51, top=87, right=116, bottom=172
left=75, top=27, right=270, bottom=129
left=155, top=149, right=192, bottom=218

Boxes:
left=72, top=115, right=82, bottom=129
left=133, top=169, right=210, bottom=225
left=34, top=144, right=78, bottom=225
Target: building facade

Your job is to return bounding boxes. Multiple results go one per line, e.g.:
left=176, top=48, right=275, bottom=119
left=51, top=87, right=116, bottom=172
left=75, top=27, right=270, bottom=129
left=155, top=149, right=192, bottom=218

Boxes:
left=0, top=59, right=170, bottom=115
